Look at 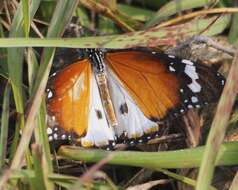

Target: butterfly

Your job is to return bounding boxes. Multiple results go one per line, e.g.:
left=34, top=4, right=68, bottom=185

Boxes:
left=46, top=48, right=225, bottom=149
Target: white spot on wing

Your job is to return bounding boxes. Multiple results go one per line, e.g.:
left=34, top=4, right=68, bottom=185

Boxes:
left=221, top=80, right=225, bottom=85
left=184, top=65, right=199, bottom=80
left=168, top=55, right=175, bottom=58
left=47, top=91, right=53, bottom=98
left=61, top=134, right=66, bottom=139
left=169, top=66, right=176, bottom=72
left=51, top=116, right=56, bottom=121
left=188, top=81, right=201, bottom=93
left=182, top=59, right=194, bottom=65
left=191, top=96, right=198, bottom=103
left=184, top=65, right=201, bottom=93
left=53, top=134, right=58, bottom=139
left=47, top=128, right=52, bottom=135
left=49, top=136, right=53, bottom=141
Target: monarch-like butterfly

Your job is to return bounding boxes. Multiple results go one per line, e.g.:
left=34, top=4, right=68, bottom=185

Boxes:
left=46, top=48, right=225, bottom=149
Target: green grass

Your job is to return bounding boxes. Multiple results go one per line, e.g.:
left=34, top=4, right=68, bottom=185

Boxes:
left=0, top=0, right=237, bottom=190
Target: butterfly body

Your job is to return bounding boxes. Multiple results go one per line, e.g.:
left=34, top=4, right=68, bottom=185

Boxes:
left=88, top=49, right=119, bottom=128
left=47, top=48, right=225, bottom=148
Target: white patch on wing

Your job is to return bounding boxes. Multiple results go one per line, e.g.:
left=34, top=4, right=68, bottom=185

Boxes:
left=182, top=59, right=194, bottom=65
left=47, top=90, right=53, bottom=98
left=106, top=67, right=158, bottom=139
left=188, top=81, right=201, bottom=93
left=191, top=96, right=198, bottom=103
left=61, top=134, right=66, bottom=140
left=47, top=127, right=52, bottom=135
left=168, top=55, right=175, bottom=58
left=81, top=71, right=115, bottom=147
left=169, top=66, right=176, bottom=72
left=184, top=65, right=198, bottom=80
left=184, top=65, right=201, bottom=93
left=49, top=136, right=53, bottom=141
left=72, top=73, right=85, bottom=100
left=53, top=133, right=58, bottom=139
left=221, top=79, right=225, bottom=85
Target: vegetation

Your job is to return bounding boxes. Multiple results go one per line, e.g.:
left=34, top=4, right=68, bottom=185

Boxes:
left=0, top=0, right=238, bottom=189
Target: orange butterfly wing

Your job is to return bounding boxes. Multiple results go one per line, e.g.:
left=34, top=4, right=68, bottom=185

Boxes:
left=48, top=59, right=91, bottom=136
left=105, top=51, right=180, bottom=120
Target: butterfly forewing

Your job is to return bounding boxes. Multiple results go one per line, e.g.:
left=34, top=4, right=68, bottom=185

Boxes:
left=105, top=51, right=181, bottom=121
left=48, top=59, right=91, bottom=137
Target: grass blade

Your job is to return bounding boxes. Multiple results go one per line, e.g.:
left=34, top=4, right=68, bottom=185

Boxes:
left=10, top=0, right=79, bottom=170
left=22, top=0, right=30, bottom=36
left=36, top=103, right=54, bottom=189
left=8, top=0, right=41, bottom=115
left=31, top=144, right=47, bottom=190
left=0, top=14, right=231, bottom=49
left=145, top=0, right=217, bottom=28
left=58, top=142, right=238, bottom=169
left=118, top=4, right=155, bottom=22
left=0, top=82, right=11, bottom=169
left=27, top=48, right=54, bottom=189
left=7, top=0, right=42, bottom=166
left=195, top=51, right=238, bottom=190
left=27, top=48, right=39, bottom=93
left=229, top=172, right=238, bottom=190
left=228, top=1, right=238, bottom=47
left=156, top=168, right=216, bottom=190
left=0, top=22, right=7, bottom=77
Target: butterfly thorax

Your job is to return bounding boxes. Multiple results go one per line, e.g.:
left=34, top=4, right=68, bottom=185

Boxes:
left=87, top=48, right=105, bottom=73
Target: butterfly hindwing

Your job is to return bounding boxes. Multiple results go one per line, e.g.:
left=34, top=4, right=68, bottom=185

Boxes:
left=81, top=69, right=116, bottom=147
